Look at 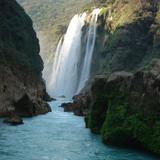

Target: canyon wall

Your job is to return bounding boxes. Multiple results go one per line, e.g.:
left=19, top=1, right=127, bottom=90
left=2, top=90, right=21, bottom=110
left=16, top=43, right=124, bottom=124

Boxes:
left=90, top=0, right=160, bottom=75
left=0, top=0, right=51, bottom=118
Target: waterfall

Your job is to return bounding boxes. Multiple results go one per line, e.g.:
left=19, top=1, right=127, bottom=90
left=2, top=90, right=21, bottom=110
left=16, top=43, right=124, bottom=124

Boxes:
left=45, top=13, right=86, bottom=98
left=44, top=9, right=100, bottom=98
left=77, top=9, right=100, bottom=93
left=45, top=37, right=63, bottom=90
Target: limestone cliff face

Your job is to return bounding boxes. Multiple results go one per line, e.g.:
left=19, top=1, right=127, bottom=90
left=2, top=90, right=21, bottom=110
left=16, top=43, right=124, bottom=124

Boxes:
left=88, top=0, right=160, bottom=76
left=0, top=0, right=51, bottom=117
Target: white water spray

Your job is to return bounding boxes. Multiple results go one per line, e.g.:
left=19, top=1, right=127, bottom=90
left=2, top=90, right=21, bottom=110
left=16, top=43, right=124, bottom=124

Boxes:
left=77, top=9, right=100, bottom=93
left=45, top=13, right=86, bottom=98
left=44, top=9, right=100, bottom=98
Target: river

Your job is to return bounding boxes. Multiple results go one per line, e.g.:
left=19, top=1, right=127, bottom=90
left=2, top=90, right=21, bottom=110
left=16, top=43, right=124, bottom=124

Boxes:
left=0, top=99, right=158, bottom=160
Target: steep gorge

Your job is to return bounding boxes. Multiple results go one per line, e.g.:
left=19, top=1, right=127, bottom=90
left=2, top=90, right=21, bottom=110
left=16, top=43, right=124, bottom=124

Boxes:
left=16, top=0, right=160, bottom=155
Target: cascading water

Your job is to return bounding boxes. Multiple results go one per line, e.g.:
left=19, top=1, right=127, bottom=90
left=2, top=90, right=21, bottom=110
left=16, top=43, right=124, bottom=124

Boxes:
left=45, top=37, right=63, bottom=90
left=45, top=13, right=86, bottom=98
left=77, top=9, right=100, bottom=93
left=45, top=9, right=100, bottom=98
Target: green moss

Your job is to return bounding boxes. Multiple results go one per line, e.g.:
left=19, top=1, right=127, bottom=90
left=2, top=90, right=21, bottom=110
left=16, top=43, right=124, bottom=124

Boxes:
left=125, top=115, right=151, bottom=144
left=108, top=0, right=141, bottom=31
left=100, top=87, right=160, bottom=153
left=99, top=7, right=108, bottom=17
left=101, top=101, right=128, bottom=142
left=101, top=101, right=154, bottom=150
left=87, top=84, right=108, bottom=133
left=88, top=102, right=108, bottom=133
left=150, top=121, right=160, bottom=154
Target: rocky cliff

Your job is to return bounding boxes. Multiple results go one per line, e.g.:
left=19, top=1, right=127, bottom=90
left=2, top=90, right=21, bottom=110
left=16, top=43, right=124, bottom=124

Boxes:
left=0, top=0, right=51, bottom=121
left=61, top=0, right=160, bottom=155
left=85, top=59, right=160, bottom=155
left=65, top=59, right=160, bottom=155
left=90, top=0, right=160, bottom=75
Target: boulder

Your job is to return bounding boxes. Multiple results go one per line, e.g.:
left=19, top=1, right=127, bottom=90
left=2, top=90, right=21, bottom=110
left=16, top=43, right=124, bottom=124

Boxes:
left=43, top=91, right=56, bottom=102
left=60, top=92, right=91, bottom=117
left=34, top=102, right=52, bottom=115
left=14, top=94, right=52, bottom=117
left=3, top=115, right=24, bottom=125
left=14, top=94, right=35, bottom=117
left=61, top=103, right=75, bottom=112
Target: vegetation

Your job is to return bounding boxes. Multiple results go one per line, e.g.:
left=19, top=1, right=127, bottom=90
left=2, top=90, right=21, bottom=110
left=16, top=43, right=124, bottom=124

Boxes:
left=86, top=63, right=160, bottom=154
left=91, top=0, right=160, bottom=76
left=17, top=0, right=92, bottom=61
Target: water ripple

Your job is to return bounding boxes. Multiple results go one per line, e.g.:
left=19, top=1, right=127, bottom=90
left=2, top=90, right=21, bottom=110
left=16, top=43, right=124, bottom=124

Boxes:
left=0, top=99, right=158, bottom=160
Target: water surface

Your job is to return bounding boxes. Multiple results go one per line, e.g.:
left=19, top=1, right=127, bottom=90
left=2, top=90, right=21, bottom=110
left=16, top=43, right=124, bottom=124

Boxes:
left=0, top=99, right=158, bottom=160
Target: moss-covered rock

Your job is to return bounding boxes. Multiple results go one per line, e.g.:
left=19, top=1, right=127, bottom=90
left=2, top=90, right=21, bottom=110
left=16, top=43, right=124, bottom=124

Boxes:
left=85, top=59, right=160, bottom=155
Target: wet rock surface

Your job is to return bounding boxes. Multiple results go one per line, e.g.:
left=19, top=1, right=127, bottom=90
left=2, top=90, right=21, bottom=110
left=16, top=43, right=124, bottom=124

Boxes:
left=84, top=59, right=160, bottom=155
left=0, top=0, right=51, bottom=121
left=65, top=59, right=160, bottom=155
left=60, top=94, right=91, bottom=117
left=3, top=115, right=24, bottom=125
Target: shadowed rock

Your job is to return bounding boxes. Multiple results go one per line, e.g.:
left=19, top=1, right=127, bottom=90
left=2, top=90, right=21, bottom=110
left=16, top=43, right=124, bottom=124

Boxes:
left=85, top=59, right=160, bottom=155
left=14, top=94, right=35, bottom=117
left=3, top=115, right=24, bottom=125
left=14, top=94, right=51, bottom=117
left=0, top=0, right=51, bottom=119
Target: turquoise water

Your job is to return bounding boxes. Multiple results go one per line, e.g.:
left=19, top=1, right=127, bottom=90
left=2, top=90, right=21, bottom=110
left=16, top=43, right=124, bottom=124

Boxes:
left=0, top=99, right=158, bottom=160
